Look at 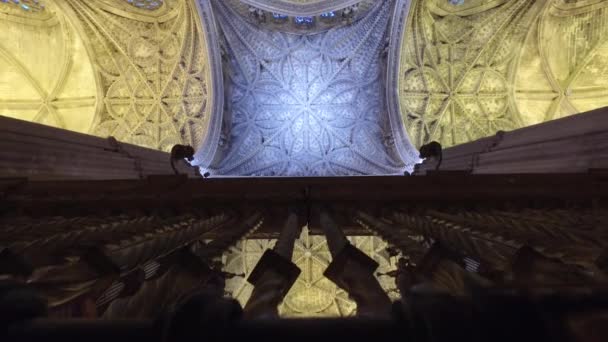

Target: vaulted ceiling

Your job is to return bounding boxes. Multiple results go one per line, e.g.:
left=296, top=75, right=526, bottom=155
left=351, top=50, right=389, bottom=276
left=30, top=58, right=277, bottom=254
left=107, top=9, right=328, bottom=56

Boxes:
left=222, top=227, right=400, bottom=317
left=206, top=0, right=414, bottom=176
left=396, top=0, right=608, bottom=148
left=1, top=0, right=607, bottom=318
left=0, top=0, right=220, bottom=152
left=1, top=0, right=607, bottom=172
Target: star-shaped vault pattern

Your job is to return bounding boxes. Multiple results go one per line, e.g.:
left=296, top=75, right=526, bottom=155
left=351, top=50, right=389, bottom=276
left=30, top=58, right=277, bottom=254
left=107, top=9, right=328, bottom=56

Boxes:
left=222, top=227, right=399, bottom=317
left=209, top=0, right=413, bottom=176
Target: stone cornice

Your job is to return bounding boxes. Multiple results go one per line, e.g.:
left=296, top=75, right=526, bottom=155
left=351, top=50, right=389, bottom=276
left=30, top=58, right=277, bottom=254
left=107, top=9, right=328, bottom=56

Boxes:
left=386, top=0, right=419, bottom=171
left=239, top=0, right=368, bottom=17
left=193, top=0, right=225, bottom=168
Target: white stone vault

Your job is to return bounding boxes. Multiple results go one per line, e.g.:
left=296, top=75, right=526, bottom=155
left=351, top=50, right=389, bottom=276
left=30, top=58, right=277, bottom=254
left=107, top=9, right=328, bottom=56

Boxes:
left=194, top=0, right=418, bottom=176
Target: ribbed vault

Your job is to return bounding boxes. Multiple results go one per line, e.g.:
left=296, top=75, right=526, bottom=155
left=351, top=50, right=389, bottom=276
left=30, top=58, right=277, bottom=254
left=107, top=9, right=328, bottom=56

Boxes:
left=201, top=0, right=417, bottom=176
left=223, top=227, right=400, bottom=317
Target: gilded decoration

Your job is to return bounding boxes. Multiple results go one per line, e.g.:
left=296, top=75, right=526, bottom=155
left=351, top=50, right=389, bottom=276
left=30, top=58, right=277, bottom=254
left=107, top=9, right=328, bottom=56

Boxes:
left=397, top=0, right=608, bottom=148
left=222, top=227, right=399, bottom=317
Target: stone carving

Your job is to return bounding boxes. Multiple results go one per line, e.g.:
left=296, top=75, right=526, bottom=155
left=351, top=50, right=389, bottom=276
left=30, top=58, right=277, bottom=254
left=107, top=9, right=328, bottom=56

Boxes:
left=222, top=227, right=399, bottom=317
left=2, top=0, right=608, bottom=158
left=57, top=0, right=216, bottom=152
left=396, top=0, right=608, bottom=149
left=397, top=0, right=537, bottom=148
left=207, top=0, right=415, bottom=175
left=220, top=0, right=377, bottom=35
left=515, top=0, right=608, bottom=125
left=239, top=0, right=369, bottom=17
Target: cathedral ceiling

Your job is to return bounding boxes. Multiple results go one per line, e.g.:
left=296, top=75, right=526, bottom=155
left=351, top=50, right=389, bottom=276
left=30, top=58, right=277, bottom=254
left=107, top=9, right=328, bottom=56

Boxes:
left=396, top=0, right=608, bottom=148
left=0, top=0, right=220, bottom=152
left=0, top=1, right=98, bottom=133
left=204, top=0, right=417, bottom=176
left=222, top=227, right=400, bottom=317
left=1, top=0, right=607, bottom=156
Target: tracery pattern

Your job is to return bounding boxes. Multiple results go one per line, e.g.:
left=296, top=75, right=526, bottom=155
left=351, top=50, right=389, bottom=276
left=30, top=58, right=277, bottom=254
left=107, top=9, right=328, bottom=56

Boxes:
left=397, top=0, right=540, bottom=148
left=221, top=0, right=375, bottom=35
left=63, top=0, right=214, bottom=151
left=210, top=0, right=412, bottom=176
left=397, top=0, right=608, bottom=148
left=222, top=227, right=399, bottom=317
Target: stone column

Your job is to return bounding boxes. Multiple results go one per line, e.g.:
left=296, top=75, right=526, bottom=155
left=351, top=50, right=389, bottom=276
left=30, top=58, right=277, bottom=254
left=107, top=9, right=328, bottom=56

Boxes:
left=243, top=210, right=301, bottom=319
left=319, top=209, right=392, bottom=318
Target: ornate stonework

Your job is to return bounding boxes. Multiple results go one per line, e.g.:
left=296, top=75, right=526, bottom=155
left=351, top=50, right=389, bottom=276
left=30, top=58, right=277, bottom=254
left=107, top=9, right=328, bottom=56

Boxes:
left=222, top=227, right=399, bottom=317
left=205, top=0, right=416, bottom=176
left=0, top=0, right=219, bottom=153
left=395, top=0, right=608, bottom=148
left=0, top=0, right=46, bottom=13
left=61, top=0, right=216, bottom=151
left=396, top=0, right=538, bottom=148
left=515, top=0, right=608, bottom=125
left=218, top=0, right=377, bottom=35
left=4, top=0, right=607, bottom=156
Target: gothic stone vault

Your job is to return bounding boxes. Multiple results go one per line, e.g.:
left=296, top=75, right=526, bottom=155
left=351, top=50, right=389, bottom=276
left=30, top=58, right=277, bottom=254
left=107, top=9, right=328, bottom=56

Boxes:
left=2, top=0, right=607, bottom=172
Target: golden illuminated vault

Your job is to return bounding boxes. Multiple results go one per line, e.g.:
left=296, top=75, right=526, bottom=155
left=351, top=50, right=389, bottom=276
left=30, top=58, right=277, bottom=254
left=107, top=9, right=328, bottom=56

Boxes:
left=1, top=0, right=607, bottom=152
left=222, top=227, right=399, bottom=317
left=397, top=0, right=608, bottom=148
